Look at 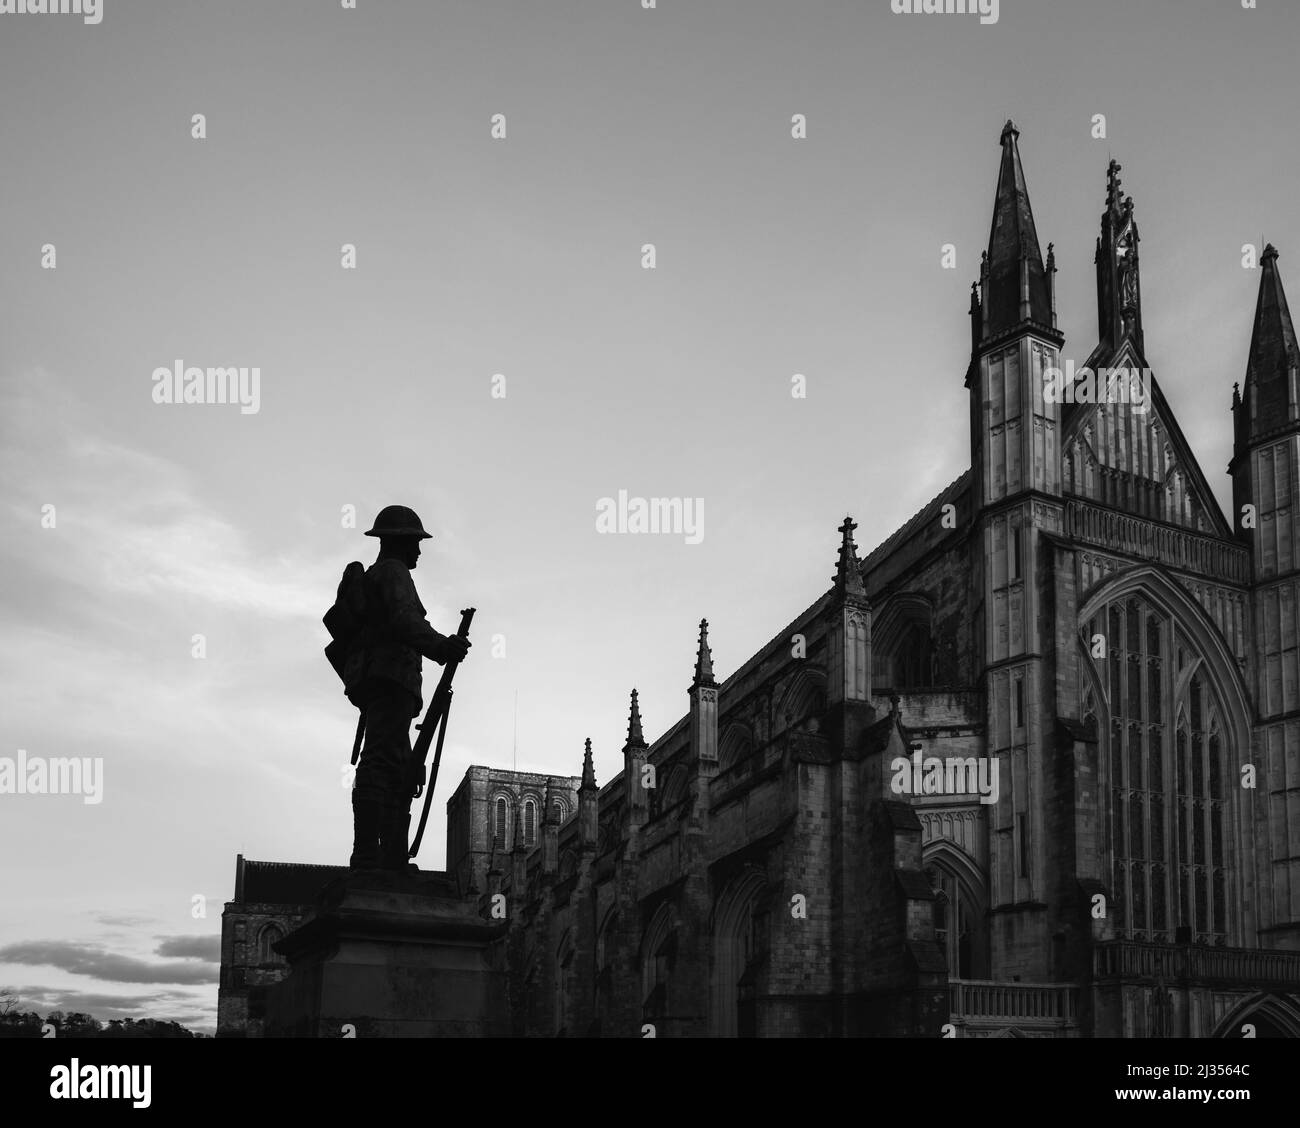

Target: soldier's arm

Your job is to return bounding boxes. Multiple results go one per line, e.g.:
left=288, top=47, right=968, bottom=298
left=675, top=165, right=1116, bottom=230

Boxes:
left=377, top=563, right=452, bottom=662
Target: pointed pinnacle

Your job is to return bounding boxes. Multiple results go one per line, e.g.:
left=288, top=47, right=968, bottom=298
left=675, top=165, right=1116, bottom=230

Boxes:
left=581, top=737, right=597, bottom=791
left=834, top=516, right=867, bottom=598
left=692, top=619, right=717, bottom=690
left=624, top=688, right=647, bottom=749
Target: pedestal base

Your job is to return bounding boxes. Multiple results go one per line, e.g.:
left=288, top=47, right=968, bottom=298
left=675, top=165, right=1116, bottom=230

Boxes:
left=264, top=872, right=508, bottom=1037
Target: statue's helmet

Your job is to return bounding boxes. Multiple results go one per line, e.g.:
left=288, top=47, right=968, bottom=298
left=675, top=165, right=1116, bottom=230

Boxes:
left=364, top=505, right=432, bottom=539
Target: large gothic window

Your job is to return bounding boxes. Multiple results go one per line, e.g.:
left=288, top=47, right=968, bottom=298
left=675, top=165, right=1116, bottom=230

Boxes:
left=1084, top=598, right=1229, bottom=944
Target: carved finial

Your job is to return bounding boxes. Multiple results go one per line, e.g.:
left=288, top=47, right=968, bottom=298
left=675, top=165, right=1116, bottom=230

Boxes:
left=889, top=692, right=901, bottom=717
left=1263, top=243, right=1280, bottom=263
left=580, top=737, right=598, bottom=792
left=834, top=516, right=867, bottom=598
left=1046, top=242, right=1056, bottom=271
left=625, top=688, right=647, bottom=749
left=1106, top=159, right=1123, bottom=210
left=692, top=620, right=717, bottom=690
left=1232, top=381, right=1242, bottom=410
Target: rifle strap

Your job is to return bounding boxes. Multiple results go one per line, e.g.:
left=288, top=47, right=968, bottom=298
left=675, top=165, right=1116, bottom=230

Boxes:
left=350, top=709, right=366, bottom=766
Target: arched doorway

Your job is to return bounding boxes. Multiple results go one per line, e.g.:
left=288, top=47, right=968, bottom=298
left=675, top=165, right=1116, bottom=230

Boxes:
left=712, top=869, right=768, bottom=1036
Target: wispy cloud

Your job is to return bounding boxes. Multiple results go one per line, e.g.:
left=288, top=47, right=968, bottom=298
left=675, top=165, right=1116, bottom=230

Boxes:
left=0, top=940, right=217, bottom=986
left=154, top=936, right=221, bottom=963
left=0, top=369, right=329, bottom=621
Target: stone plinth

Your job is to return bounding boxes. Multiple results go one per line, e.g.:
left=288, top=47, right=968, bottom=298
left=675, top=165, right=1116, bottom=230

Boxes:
left=263, top=872, right=508, bottom=1037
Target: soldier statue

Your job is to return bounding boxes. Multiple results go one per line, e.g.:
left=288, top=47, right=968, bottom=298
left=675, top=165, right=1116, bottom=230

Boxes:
left=339, top=505, right=471, bottom=872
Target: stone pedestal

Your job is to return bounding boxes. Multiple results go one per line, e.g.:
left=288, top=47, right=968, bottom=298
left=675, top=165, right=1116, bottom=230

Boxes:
left=264, top=872, right=509, bottom=1037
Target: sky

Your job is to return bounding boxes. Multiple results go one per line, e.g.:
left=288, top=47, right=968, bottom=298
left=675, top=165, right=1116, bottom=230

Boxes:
left=1, top=0, right=1296, bottom=1035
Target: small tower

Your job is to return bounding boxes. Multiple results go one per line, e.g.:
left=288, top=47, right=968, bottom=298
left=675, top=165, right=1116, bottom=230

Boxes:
left=825, top=517, right=871, bottom=707
left=623, top=689, right=649, bottom=827
left=1230, top=243, right=1300, bottom=942
left=579, top=738, right=599, bottom=850
left=689, top=620, right=719, bottom=776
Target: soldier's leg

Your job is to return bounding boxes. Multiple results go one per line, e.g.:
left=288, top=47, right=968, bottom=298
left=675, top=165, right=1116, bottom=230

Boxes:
left=359, top=685, right=419, bottom=871
left=352, top=684, right=412, bottom=870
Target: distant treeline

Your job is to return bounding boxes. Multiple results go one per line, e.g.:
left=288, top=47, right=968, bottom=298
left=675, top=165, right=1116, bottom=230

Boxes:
left=0, top=1010, right=199, bottom=1038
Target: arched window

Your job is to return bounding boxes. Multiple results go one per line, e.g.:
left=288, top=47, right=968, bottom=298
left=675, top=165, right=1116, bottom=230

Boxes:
left=872, top=596, right=935, bottom=692
left=523, top=798, right=537, bottom=846
left=719, top=725, right=754, bottom=774
left=258, top=923, right=284, bottom=965
left=493, top=796, right=511, bottom=849
left=1083, top=596, right=1231, bottom=944
left=641, top=905, right=676, bottom=1025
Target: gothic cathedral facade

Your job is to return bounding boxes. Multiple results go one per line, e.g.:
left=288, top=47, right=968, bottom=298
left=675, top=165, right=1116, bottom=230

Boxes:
left=479, top=121, right=1300, bottom=1038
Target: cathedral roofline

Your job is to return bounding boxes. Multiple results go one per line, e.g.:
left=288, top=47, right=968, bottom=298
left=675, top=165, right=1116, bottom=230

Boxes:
left=860, top=470, right=971, bottom=575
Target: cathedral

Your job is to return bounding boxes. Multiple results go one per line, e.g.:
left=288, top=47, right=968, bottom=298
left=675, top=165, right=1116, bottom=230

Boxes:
left=219, top=120, right=1300, bottom=1037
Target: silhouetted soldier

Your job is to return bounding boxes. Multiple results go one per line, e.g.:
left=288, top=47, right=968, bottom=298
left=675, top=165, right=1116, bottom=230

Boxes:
left=343, top=506, right=470, bottom=872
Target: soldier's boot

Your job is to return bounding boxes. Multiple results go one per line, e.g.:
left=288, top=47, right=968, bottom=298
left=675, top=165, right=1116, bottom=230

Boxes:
left=381, top=802, right=416, bottom=874
left=349, top=794, right=384, bottom=871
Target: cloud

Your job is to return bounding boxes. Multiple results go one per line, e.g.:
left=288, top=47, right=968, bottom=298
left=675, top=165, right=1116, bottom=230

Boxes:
left=0, top=940, right=217, bottom=985
left=154, top=935, right=221, bottom=962
left=92, top=913, right=158, bottom=928
left=0, top=368, right=328, bottom=621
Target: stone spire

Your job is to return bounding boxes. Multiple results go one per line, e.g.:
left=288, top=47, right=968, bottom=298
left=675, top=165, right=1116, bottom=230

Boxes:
left=691, top=619, right=717, bottom=690
left=980, top=120, right=1052, bottom=342
left=1237, top=244, right=1300, bottom=450
left=623, top=689, right=649, bottom=826
left=579, top=738, right=599, bottom=849
left=833, top=515, right=867, bottom=598
left=625, top=688, right=646, bottom=750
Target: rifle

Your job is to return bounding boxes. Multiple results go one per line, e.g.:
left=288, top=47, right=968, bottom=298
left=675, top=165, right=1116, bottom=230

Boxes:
left=408, top=607, right=475, bottom=859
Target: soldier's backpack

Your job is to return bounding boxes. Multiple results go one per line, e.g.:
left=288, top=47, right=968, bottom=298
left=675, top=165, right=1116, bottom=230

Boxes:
left=325, top=561, right=372, bottom=764
left=324, top=560, right=369, bottom=691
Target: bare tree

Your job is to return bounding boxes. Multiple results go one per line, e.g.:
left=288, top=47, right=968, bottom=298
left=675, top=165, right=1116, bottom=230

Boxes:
left=0, top=989, right=21, bottom=1019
